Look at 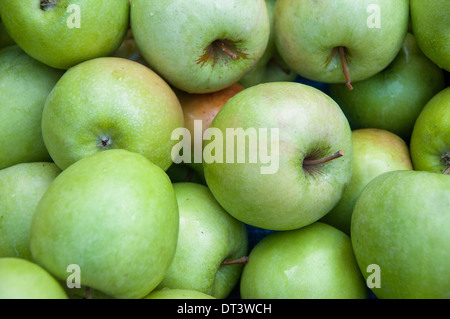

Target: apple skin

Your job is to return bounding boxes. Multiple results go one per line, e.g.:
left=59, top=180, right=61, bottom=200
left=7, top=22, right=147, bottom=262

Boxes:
left=410, top=87, right=450, bottom=174
left=274, top=0, right=409, bottom=84
left=239, top=0, right=296, bottom=88
left=157, top=182, right=248, bottom=299
left=41, top=57, right=184, bottom=171
left=0, top=45, right=64, bottom=170
left=145, top=288, right=216, bottom=300
left=320, top=129, right=413, bottom=235
left=0, top=0, right=130, bottom=69
left=204, top=82, right=353, bottom=231
left=240, top=222, right=368, bottom=299
left=351, top=170, right=450, bottom=298
left=0, top=16, right=14, bottom=49
left=0, top=162, right=61, bottom=261
left=29, top=149, right=180, bottom=299
left=0, top=257, right=68, bottom=299
left=328, top=33, right=445, bottom=141
left=410, top=0, right=450, bottom=72
left=130, top=0, right=270, bottom=93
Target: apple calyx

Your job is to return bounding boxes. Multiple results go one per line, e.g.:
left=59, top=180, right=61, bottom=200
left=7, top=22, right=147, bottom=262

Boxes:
left=196, top=40, right=248, bottom=68
left=303, top=150, right=344, bottom=172
left=97, top=136, right=112, bottom=148
left=220, top=256, right=248, bottom=266
left=40, top=0, right=58, bottom=10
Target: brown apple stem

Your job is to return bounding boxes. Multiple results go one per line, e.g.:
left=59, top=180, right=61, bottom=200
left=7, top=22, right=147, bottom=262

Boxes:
left=184, top=167, right=193, bottom=182
left=303, top=150, right=344, bottom=166
left=338, top=46, right=353, bottom=90
left=85, top=286, right=92, bottom=299
left=443, top=166, right=450, bottom=175
left=220, top=256, right=248, bottom=266
left=216, top=41, right=239, bottom=60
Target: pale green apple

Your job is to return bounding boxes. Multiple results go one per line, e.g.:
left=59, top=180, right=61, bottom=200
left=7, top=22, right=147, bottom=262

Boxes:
left=0, top=45, right=63, bottom=170
left=0, top=162, right=61, bottom=261
left=130, top=0, right=270, bottom=93
left=30, top=149, right=179, bottom=299
left=239, top=0, right=296, bottom=88
left=240, top=222, right=368, bottom=299
left=203, top=82, right=353, bottom=231
left=0, top=0, right=129, bottom=69
left=0, top=15, right=14, bottom=49
left=410, top=87, right=450, bottom=174
left=0, top=257, right=67, bottom=299
left=351, top=170, right=450, bottom=298
left=328, top=33, right=445, bottom=141
left=274, top=0, right=409, bottom=87
left=41, top=57, right=184, bottom=171
left=410, top=0, right=450, bottom=72
left=145, top=288, right=216, bottom=300
left=157, top=182, right=248, bottom=299
left=321, top=128, right=413, bottom=235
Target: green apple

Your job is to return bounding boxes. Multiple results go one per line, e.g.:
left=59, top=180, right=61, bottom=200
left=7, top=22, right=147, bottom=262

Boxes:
left=0, top=15, right=14, bottom=49
left=0, top=0, right=129, bottom=69
left=30, top=149, right=179, bottom=299
left=0, top=257, right=67, bottom=299
left=130, top=0, right=270, bottom=93
left=145, top=288, right=216, bottom=300
left=274, top=0, right=409, bottom=88
left=203, top=82, right=353, bottom=231
left=239, top=0, right=296, bottom=88
left=0, top=162, right=61, bottom=261
left=410, top=87, right=450, bottom=174
left=240, top=222, right=368, bottom=299
left=41, top=57, right=184, bottom=171
left=321, top=128, right=413, bottom=235
left=0, top=45, right=64, bottom=170
left=328, top=33, right=445, bottom=141
left=351, top=170, right=450, bottom=298
left=177, top=83, right=244, bottom=180
left=410, top=0, right=450, bottom=72
left=157, top=182, right=248, bottom=299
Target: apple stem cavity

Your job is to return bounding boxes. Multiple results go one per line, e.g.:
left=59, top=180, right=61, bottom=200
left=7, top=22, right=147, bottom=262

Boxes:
left=97, top=136, right=112, bottom=148
left=220, top=256, right=248, bottom=266
left=40, top=0, right=58, bottom=10
left=303, top=150, right=344, bottom=166
left=338, top=47, right=353, bottom=90
left=197, top=40, right=248, bottom=68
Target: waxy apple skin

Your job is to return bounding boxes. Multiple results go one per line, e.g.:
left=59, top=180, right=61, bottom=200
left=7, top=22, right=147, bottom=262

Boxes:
left=321, top=129, right=413, bottom=235
left=410, top=87, right=450, bottom=173
left=0, top=0, right=130, bottom=69
left=204, top=82, right=353, bottom=231
left=351, top=170, right=450, bottom=299
left=0, top=257, right=68, bottom=299
left=0, top=45, right=63, bottom=170
left=30, top=150, right=180, bottom=299
left=131, top=0, right=270, bottom=93
left=41, top=57, right=184, bottom=171
left=157, top=182, right=248, bottom=299
left=410, top=0, right=450, bottom=72
left=240, top=222, right=368, bottom=299
left=274, top=0, right=409, bottom=84
left=0, top=162, right=61, bottom=261
left=329, top=33, right=445, bottom=141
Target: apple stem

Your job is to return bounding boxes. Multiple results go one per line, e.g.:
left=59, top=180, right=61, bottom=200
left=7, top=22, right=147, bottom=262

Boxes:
left=338, top=47, right=353, bottom=90
left=216, top=41, right=239, bottom=60
left=303, top=150, right=344, bottom=166
left=443, top=167, right=450, bottom=175
left=85, top=286, right=92, bottom=299
left=184, top=167, right=193, bottom=182
left=220, top=256, right=248, bottom=266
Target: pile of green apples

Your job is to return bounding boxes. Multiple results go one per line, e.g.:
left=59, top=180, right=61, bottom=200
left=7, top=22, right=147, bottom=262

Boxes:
left=0, top=0, right=449, bottom=300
